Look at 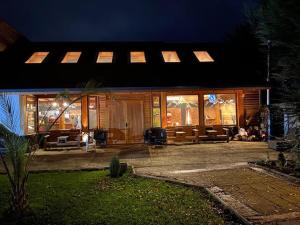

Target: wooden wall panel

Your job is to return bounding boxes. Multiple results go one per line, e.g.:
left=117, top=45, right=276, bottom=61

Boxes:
left=98, top=95, right=107, bottom=128
left=143, top=94, right=152, bottom=129
left=198, top=93, right=204, bottom=127
left=161, top=92, right=167, bottom=128
left=99, top=92, right=152, bottom=131
left=244, top=90, right=260, bottom=120
left=237, top=90, right=245, bottom=128
left=20, top=95, right=26, bottom=134
left=81, top=96, right=88, bottom=131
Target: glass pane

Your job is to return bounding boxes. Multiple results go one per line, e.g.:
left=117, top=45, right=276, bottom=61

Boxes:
left=38, top=97, right=81, bottom=131
left=97, top=52, right=113, bottom=63
left=26, top=96, right=36, bottom=134
left=61, top=52, right=81, bottom=63
left=130, top=51, right=146, bottom=63
left=89, top=97, right=97, bottom=129
left=25, top=52, right=49, bottom=64
left=167, top=95, right=199, bottom=126
left=204, top=94, right=237, bottom=126
left=162, top=51, right=180, bottom=63
left=193, top=51, right=214, bottom=62
left=152, top=96, right=161, bottom=127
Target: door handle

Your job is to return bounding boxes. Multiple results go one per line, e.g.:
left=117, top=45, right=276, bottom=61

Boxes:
left=125, top=122, right=128, bottom=128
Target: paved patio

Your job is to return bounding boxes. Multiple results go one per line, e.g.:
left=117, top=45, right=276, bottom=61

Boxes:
left=19, top=141, right=276, bottom=172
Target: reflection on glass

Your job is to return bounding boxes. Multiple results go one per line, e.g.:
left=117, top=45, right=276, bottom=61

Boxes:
left=38, top=97, right=81, bottom=131
left=26, top=96, right=36, bottom=134
left=204, top=94, right=236, bottom=125
left=89, top=96, right=97, bottom=129
left=167, top=95, right=199, bottom=126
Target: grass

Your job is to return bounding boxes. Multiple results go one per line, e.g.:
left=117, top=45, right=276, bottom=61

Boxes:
left=0, top=170, right=226, bottom=225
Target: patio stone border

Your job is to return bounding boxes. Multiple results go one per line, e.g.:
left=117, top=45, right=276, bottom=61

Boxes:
left=248, top=162, right=300, bottom=185
left=131, top=165, right=249, bottom=225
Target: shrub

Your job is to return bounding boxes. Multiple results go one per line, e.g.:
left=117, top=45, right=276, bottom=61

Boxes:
left=277, top=152, right=286, bottom=168
left=109, top=156, right=120, bottom=178
left=119, top=163, right=128, bottom=176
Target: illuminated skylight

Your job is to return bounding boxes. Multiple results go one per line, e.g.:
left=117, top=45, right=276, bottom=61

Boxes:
left=61, top=52, right=81, bottom=63
left=193, top=51, right=214, bottom=62
left=25, top=52, right=49, bottom=64
left=130, top=51, right=146, bottom=63
left=162, top=51, right=180, bottom=63
left=97, top=52, right=113, bottom=63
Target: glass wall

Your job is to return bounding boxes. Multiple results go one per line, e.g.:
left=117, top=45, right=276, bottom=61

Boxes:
left=38, top=97, right=81, bottom=131
left=152, top=96, right=161, bottom=127
left=25, top=96, right=36, bottom=134
left=204, top=94, right=237, bottom=126
left=88, top=96, right=98, bottom=129
left=167, top=95, right=199, bottom=126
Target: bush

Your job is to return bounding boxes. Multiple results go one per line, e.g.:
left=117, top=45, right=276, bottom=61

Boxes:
left=109, top=156, right=120, bottom=178
left=119, top=163, right=128, bottom=176
left=277, top=152, right=286, bottom=168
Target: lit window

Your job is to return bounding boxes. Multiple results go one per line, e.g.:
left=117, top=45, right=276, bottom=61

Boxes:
left=194, top=51, right=214, bottom=62
left=88, top=96, right=98, bottom=129
left=130, top=51, right=146, bottom=63
left=162, top=51, right=180, bottom=63
left=61, top=52, right=81, bottom=63
left=38, top=97, right=82, bottom=131
left=97, top=52, right=113, bottom=63
left=204, top=94, right=236, bottom=125
left=167, top=95, right=199, bottom=126
left=25, top=52, right=49, bottom=64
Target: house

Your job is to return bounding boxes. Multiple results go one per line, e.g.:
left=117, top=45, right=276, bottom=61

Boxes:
left=0, top=22, right=269, bottom=144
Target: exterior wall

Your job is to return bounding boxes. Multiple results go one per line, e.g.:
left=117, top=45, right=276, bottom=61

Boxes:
left=244, top=90, right=261, bottom=121
left=21, top=88, right=263, bottom=143
left=19, top=95, right=27, bottom=134
left=241, top=89, right=262, bottom=127
left=81, top=96, right=88, bottom=131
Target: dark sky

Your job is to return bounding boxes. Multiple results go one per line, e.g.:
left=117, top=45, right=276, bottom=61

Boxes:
left=1, top=0, right=257, bottom=42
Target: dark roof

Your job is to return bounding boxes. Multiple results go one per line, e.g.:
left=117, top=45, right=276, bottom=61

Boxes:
left=0, top=42, right=268, bottom=90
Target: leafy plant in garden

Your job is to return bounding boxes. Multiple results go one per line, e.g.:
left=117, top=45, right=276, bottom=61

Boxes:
left=0, top=80, right=100, bottom=219
left=0, top=94, right=30, bottom=218
left=110, top=156, right=120, bottom=178
left=277, top=152, right=286, bottom=169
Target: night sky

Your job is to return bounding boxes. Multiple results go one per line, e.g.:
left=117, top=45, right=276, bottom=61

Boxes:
left=1, top=0, right=257, bottom=42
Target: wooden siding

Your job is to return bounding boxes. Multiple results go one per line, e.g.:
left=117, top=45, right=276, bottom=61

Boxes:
left=244, top=90, right=260, bottom=120
left=81, top=96, right=88, bottom=131
left=99, top=95, right=107, bottom=128
left=237, top=90, right=245, bottom=127
left=22, top=88, right=263, bottom=142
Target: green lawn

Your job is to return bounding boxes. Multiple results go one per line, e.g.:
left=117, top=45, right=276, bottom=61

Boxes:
left=0, top=170, right=226, bottom=225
